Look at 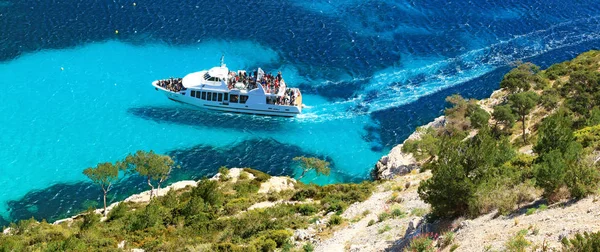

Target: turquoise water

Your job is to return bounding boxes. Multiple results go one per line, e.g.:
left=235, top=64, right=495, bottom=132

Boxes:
left=0, top=40, right=381, bottom=220
left=2, top=0, right=600, bottom=224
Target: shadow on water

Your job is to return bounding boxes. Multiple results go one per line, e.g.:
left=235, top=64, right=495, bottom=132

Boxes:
left=5, top=138, right=362, bottom=224
left=0, top=0, right=406, bottom=79
left=128, top=106, right=287, bottom=132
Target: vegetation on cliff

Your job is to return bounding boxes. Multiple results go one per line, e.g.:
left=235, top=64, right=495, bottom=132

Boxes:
left=0, top=163, right=373, bottom=251
left=406, top=51, right=600, bottom=218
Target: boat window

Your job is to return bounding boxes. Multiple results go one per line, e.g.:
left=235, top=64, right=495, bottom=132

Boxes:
left=218, top=93, right=223, bottom=102
left=212, top=92, right=217, bottom=101
left=207, top=92, right=212, bottom=101
left=191, top=90, right=195, bottom=97
left=195, top=91, right=201, bottom=98
left=204, top=73, right=210, bottom=80
left=201, top=92, right=206, bottom=100
left=224, top=93, right=229, bottom=101
left=230, top=94, right=239, bottom=103
left=240, top=95, right=249, bottom=104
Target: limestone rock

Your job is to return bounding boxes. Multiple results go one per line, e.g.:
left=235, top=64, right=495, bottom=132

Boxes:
left=372, top=116, right=445, bottom=180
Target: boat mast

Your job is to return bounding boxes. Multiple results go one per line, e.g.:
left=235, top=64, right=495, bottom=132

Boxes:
left=220, top=55, right=225, bottom=67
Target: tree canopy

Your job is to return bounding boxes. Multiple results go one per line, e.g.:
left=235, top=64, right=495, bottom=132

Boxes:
left=83, top=162, right=122, bottom=216
left=509, top=91, right=539, bottom=143
left=123, top=150, right=178, bottom=198
left=293, top=156, right=331, bottom=179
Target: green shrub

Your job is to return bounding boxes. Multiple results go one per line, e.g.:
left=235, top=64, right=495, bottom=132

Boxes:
left=243, top=168, right=271, bottom=182
left=296, top=204, right=319, bottom=216
left=127, top=200, right=168, bottom=231
left=575, top=124, right=600, bottom=150
left=440, top=231, right=455, bottom=248
left=239, top=171, right=250, bottom=180
left=525, top=208, right=536, bottom=215
left=565, top=162, right=600, bottom=199
left=212, top=242, right=247, bottom=252
left=328, top=215, right=343, bottom=226
left=378, top=225, right=391, bottom=234
left=259, top=230, right=292, bottom=247
left=252, top=238, right=277, bottom=252
left=80, top=209, right=100, bottom=230
left=539, top=89, right=560, bottom=110
left=291, top=186, right=318, bottom=201
left=410, top=208, right=428, bottom=217
left=233, top=180, right=261, bottom=196
left=367, top=219, right=376, bottom=226
left=405, top=235, right=435, bottom=252
left=218, top=166, right=230, bottom=182
left=505, top=231, right=530, bottom=252
left=378, top=212, right=390, bottom=222
left=323, top=199, right=348, bottom=214
left=107, top=202, right=129, bottom=222
left=193, top=179, right=224, bottom=208
left=561, top=231, right=600, bottom=252
left=224, top=198, right=252, bottom=215
left=391, top=208, right=406, bottom=218
left=545, top=62, right=569, bottom=80
left=303, top=243, right=314, bottom=252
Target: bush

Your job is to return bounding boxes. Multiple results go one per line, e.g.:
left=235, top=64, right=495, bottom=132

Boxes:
left=193, top=179, right=224, bottom=208
left=212, top=242, right=247, bottom=252
left=505, top=231, right=530, bottom=252
left=367, top=219, right=376, bottom=226
left=468, top=106, right=491, bottom=129
left=233, top=180, right=261, bottom=196
left=565, top=162, right=600, bottom=199
left=252, top=238, right=277, bottom=252
left=296, top=204, right=318, bottom=216
left=219, top=166, right=230, bottom=181
left=107, top=202, right=128, bottom=222
left=80, top=209, right=100, bottom=230
left=405, top=234, right=435, bottom=252
left=303, top=243, right=314, bottom=252
left=535, top=150, right=569, bottom=197
left=574, top=124, right=600, bottom=150
left=561, top=231, right=600, bottom=252
left=378, top=212, right=390, bottom=222
left=391, top=208, right=406, bottom=218
left=378, top=225, right=391, bottom=234
left=291, top=186, right=318, bottom=201
left=224, top=198, right=252, bottom=215
left=440, top=231, right=455, bottom=248
left=328, top=215, right=343, bottom=226
left=259, top=230, right=292, bottom=247
left=239, top=171, right=250, bottom=180
left=545, top=62, right=569, bottom=80
left=243, top=168, right=271, bottom=182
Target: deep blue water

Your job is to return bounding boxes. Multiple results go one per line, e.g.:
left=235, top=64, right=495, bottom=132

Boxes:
left=1, top=0, right=600, bottom=225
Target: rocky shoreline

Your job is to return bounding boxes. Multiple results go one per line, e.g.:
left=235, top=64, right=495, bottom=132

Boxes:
left=371, top=115, right=446, bottom=180
left=372, top=89, right=506, bottom=181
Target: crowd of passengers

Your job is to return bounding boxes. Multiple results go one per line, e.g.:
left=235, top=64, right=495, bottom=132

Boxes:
left=278, top=88, right=300, bottom=106
left=157, top=78, right=184, bottom=92
left=227, top=70, right=284, bottom=94
left=227, top=70, right=299, bottom=106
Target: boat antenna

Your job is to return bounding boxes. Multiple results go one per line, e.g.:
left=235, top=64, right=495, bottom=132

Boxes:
left=220, top=54, right=225, bottom=67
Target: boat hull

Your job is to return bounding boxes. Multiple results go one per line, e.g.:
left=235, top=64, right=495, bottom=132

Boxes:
left=153, top=83, right=301, bottom=117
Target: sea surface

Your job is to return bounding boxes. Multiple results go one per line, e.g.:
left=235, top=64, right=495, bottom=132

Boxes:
left=1, top=0, right=600, bottom=225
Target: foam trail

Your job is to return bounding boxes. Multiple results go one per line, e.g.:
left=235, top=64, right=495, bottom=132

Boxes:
left=300, top=15, right=600, bottom=120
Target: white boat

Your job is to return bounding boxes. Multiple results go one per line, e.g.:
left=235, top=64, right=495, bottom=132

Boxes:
left=152, top=57, right=302, bottom=117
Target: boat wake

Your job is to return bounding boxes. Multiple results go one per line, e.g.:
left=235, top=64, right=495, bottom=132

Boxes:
left=298, top=15, right=600, bottom=123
